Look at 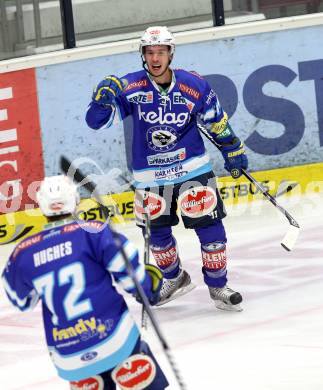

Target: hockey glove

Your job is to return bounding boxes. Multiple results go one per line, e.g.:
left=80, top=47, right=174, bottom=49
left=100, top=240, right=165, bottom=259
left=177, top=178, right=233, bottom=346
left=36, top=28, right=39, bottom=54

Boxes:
left=136, top=264, right=163, bottom=306
left=221, top=138, right=248, bottom=179
left=92, top=75, right=125, bottom=107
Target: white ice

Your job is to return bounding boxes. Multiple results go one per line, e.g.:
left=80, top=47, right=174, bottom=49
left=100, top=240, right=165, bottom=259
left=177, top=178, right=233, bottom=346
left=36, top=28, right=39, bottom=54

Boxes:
left=0, top=192, right=323, bottom=390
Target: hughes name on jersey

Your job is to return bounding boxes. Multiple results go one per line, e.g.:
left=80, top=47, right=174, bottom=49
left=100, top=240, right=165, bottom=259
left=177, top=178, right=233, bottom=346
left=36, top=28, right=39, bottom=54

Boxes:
left=86, top=69, right=231, bottom=187
left=2, top=221, right=152, bottom=381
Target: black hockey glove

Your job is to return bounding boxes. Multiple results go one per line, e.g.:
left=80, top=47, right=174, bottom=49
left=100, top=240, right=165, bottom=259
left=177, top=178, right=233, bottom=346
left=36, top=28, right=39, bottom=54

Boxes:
left=220, top=138, right=248, bottom=178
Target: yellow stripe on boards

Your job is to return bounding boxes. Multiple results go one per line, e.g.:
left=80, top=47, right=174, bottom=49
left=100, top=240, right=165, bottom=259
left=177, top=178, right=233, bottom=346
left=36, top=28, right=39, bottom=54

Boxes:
left=0, top=162, right=322, bottom=244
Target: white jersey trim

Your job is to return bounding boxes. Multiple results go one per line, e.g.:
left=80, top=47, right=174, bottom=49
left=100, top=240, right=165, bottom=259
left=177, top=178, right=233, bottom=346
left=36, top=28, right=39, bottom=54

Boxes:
left=108, top=240, right=137, bottom=273
left=133, top=152, right=210, bottom=183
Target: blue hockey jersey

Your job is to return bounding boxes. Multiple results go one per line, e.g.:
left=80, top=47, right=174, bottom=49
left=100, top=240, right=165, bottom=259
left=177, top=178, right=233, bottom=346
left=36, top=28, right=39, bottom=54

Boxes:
left=86, top=69, right=232, bottom=188
left=1, top=220, right=152, bottom=381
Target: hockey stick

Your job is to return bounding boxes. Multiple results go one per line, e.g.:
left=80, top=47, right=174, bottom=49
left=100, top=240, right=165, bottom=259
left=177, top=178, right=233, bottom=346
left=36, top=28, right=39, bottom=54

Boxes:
left=117, top=174, right=151, bottom=346
left=140, top=210, right=151, bottom=351
left=108, top=173, right=151, bottom=345
left=60, top=156, right=187, bottom=390
left=197, top=123, right=300, bottom=251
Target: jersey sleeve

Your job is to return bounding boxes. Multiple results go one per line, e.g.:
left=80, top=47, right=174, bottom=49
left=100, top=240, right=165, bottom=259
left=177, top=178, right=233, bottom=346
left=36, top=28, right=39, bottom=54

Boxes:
left=1, top=255, right=39, bottom=312
left=85, top=83, right=132, bottom=130
left=197, top=79, right=237, bottom=145
left=95, top=226, right=153, bottom=297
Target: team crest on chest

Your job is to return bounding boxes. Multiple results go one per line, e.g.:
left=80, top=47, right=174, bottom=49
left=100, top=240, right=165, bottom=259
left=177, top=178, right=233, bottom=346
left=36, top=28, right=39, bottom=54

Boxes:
left=147, top=125, right=178, bottom=151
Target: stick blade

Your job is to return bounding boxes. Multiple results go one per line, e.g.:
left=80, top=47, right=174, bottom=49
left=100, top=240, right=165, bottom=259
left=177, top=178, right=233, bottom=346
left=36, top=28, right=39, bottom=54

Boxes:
left=60, top=156, right=71, bottom=175
left=275, top=181, right=299, bottom=198
left=60, top=155, right=96, bottom=194
left=281, top=225, right=300, bottom=251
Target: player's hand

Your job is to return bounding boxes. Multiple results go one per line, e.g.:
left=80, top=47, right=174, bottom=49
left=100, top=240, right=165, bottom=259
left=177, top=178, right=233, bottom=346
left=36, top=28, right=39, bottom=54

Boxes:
left=220, top=138, right=248, bottom=179
left=136, top=264, right=163, bottom=306
left=92, top=75, right=125, bottom=107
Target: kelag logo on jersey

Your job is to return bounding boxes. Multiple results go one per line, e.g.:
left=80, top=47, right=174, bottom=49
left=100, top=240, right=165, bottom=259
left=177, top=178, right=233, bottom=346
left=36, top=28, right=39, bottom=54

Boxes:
left=138, top=106, right=189, bottom=127
left=127, top=91, right=153, bottom=104
left=147, top=148, right=186, bottom=165
left=147, top=125, right=178, bottom=151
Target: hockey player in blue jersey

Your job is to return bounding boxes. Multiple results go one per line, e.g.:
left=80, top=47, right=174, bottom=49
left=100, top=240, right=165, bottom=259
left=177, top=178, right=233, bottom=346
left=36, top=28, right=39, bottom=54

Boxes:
left=1, top=175, right=169, bottom=390
left=86, top=26, right=248, bottom=311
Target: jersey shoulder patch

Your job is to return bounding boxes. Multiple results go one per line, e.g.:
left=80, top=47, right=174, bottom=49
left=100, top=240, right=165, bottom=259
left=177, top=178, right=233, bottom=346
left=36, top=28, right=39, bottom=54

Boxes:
left=174, top=69, right=206, bottom=101
left=11, top=232, right=43, bottom=259
left=123, top=70, right=149, bottom=92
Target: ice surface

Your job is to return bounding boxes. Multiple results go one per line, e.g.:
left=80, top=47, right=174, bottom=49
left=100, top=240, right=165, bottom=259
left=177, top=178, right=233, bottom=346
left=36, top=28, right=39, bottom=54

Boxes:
left=0, top=193, right=322, bottom=390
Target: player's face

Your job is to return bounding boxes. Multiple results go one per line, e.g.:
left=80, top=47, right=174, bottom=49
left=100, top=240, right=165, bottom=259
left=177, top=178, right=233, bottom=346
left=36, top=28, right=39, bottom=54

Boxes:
left=144, top=45, right=171, bottom=79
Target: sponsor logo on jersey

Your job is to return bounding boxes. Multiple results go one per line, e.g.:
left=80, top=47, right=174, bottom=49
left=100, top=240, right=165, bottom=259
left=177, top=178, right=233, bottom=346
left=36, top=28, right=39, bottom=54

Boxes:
left=156, top=170, right=188, bottom=181
left=62, top=221, right=103, bottom=233
left=178, top=83, right=200, bottom=99
left=172, top=92, right=186, bottom=105
left=12, top=234, right=42, bottom=258
left=154, top=163, right=187, bottom=181
left=206, top=89, right=217, bottom=105
left=138, top=106, right=189, bottom=127
left=135, top=191, right=166, bottom=220
left=179, top=186, right=217, bottom=218
left=147, top=148, right=186, bottom=166
left=81, top=351, right=98, bottom=362
left=125, top=79, right=148, bottom=91
left=127, top=91, right=153, bottom=104
left=112, top=354, right=156, bottom=390
left=185, top=99, right=195, bottom=113
left=172, top=92, right=195, bottom=112
left=52, top=317, right=113, bottom=343
left=210, top=112, right=229, bottom=135
left=43, top=229, right=61, bottom=239
left=147, top=125, right=178, bottom=151
left=216, top=126, right=232, bottom=139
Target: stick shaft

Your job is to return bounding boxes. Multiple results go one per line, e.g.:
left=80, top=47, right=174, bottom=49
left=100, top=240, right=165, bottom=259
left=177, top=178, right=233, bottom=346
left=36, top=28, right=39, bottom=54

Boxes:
left=197, top=123, right=300, bottom=228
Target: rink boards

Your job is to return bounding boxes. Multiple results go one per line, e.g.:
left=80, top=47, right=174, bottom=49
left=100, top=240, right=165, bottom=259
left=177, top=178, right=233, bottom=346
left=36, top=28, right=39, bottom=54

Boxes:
left=0, top=161, right=321, bottom=245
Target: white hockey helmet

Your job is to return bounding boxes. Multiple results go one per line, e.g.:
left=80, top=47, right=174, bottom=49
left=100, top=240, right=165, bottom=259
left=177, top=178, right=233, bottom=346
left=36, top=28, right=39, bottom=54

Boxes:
left=139, top=26, right=175, bottom=55
left=36, top=175, right=80, bottom=217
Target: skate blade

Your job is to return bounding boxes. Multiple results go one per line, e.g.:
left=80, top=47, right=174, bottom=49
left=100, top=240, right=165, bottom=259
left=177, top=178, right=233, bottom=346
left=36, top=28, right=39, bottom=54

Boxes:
left=215, top=301, right=243, bottom=312
left=155, top=283, right=196, bottom=306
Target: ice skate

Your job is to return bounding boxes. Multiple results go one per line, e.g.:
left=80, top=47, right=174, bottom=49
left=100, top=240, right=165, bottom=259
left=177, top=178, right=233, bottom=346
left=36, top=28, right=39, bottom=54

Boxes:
left=208, top=285, right=243, bottom=312
left=156, top=270, right=196, bottom=306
